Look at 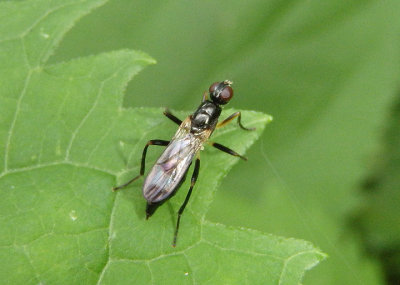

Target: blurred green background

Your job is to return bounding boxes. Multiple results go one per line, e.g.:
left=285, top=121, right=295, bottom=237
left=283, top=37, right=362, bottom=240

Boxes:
left=50, top=1, right=400, bottom=284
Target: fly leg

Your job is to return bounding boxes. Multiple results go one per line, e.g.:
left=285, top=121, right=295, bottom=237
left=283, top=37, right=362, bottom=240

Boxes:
left=112, top=139, right=169, bottom=191
left=209, top=142, right=247, bottom=161
left=202, top=91, right=208, bottom=102
left=217, top=111, right=255, bottom=131
left=172, top=157, right=200, bottom=247
left=163, top=109, right=182, bottom=125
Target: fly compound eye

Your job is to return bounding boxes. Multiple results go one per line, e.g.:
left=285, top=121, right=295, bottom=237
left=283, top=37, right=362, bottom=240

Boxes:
left=209, top=81, right=233, bottom=105
left=219, top=85, right=233, bottom=104
left=209, top=82, right=220, bottom=94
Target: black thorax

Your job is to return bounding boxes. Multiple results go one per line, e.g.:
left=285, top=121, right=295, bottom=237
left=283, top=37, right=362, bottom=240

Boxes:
left=190, top=101, right=221, bottom=133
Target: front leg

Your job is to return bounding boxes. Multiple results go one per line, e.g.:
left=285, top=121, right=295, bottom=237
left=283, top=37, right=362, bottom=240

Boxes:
left=217, top=111, right=255, bottom=131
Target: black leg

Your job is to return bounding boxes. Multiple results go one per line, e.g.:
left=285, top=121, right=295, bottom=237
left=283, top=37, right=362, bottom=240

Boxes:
left=113, top=139, right=169, bottom=191
left=172, top=158, right=200, bottom=247
left=217, top=111, right=255, bottom=131
left=210, top=142, right=247, bottom=161
left=163, top=109, right=182, bottom=125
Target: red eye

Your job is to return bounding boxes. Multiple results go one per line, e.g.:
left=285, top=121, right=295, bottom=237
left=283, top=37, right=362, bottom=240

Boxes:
left=220, top=85, right=233, bottom=102
left=209, top=82, right=220, bottom=93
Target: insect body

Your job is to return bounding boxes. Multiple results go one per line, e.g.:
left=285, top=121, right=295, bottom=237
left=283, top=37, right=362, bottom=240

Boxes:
left=113, top=80, right=254, bottom=246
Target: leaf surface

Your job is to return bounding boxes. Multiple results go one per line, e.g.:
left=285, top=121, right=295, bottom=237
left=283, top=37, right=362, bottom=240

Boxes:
left=0, top=0, right=325, bottom=284
left=53, top=1, right=400, bottom=284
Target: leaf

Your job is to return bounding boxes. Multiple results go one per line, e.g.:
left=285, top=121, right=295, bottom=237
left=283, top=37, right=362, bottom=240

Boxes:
left=0, top=0, right=325, bottom=284
left=52, top=0, right=400, bottom=284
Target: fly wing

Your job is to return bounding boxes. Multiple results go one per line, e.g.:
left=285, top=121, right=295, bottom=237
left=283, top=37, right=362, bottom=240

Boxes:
left=143, top=134, right=199, bottom=203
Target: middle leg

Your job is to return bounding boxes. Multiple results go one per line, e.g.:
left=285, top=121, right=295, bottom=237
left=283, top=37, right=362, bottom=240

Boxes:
left=163, top=109, right=182, bottom=125
left=113, top=139, right=169, bottom=191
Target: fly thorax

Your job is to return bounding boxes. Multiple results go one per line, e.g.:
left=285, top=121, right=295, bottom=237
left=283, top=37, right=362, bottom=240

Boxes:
left=191, top=101, right=221, bottom=132
left=191, top=113, right=209, bottom=131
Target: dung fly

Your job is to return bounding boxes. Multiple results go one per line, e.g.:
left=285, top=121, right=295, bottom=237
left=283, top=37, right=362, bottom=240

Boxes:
left=113, top=80, right=254, bottom=246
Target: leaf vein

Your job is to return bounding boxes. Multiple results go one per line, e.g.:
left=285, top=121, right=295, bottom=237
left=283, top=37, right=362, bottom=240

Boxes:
left=65, top=62, right=132, bottom=161
left=0, top=161, right=115, bottom=179
left=96, top=186, right=118, bottom=284
left=0, top=0, right=89, bottom=44
left=278, top=249, right=318, bottom=285
left=4, top=70, right=33, bottom=172
left=202, top=239, right=285, bottom=261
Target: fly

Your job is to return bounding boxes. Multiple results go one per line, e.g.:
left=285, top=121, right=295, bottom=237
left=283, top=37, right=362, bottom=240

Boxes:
left=113, top=80, right=255, bottom=246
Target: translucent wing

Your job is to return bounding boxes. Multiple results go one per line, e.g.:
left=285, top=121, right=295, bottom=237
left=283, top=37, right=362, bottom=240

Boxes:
left=143, top=118, right=206, bottom=203
left=142, top=137, right=195, bottom=203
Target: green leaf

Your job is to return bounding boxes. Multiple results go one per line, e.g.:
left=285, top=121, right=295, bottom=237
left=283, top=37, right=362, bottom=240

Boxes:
left=52, top=0, right=400, bottom=284
left=0, top=0, right=325, bottom=284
